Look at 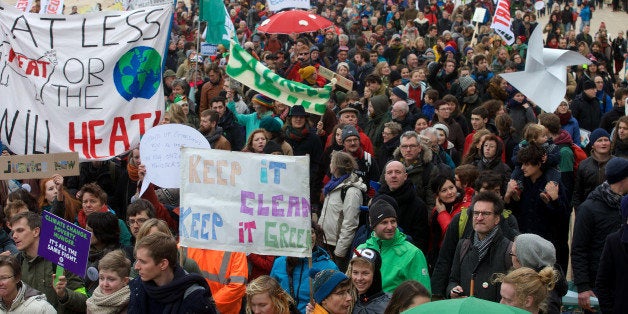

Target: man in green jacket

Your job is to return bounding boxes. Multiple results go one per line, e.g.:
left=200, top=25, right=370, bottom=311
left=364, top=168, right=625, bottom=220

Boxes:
left=357, top=195, right=431, bottom=293
left=10, top=212, right=87, bottom=314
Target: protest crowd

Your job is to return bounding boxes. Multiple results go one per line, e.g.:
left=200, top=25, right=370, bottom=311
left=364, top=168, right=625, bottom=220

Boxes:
left=3, top=0, right=628, bottom=313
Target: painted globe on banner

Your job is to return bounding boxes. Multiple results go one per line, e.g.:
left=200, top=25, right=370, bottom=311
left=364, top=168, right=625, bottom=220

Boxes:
left=113, top=46, right=162, bottom=101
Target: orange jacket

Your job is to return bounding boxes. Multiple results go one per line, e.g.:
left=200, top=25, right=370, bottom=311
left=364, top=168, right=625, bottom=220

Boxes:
left=186, top=248, right=248, bottom=314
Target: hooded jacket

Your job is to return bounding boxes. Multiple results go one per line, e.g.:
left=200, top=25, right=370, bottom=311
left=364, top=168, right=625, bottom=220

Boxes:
left=351, top=251, right=391, bottom=314
left=384, top=146, right=438, bottom=208
left=203, top=126, right=231, bottom=150
left=271, top=247, right=338, bottom=313
left=0, top=282, right=56, bottom=313
left=319, top=173, right=368, bottom=257
left=365, top=95, right=392, bottom=153
left=128, top=265, right=217, bottom=314
left=573, top=155, right=615, bottom=209
left=572, top=183, right=623, bottom=292
left=472, top=138, right=512, bottom=180
left=357, top=229, right=431, bottom=293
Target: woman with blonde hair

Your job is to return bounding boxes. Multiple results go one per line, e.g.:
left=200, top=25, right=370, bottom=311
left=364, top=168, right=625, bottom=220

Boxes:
left=86, top=250, right=131, bottom=314
left=494, top=267, right=558, bottom=314
left=245, top=275, right=297, bottom=314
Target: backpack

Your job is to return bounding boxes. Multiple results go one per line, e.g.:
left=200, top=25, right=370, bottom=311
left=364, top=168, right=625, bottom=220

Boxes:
left=568, top=143, right=587, bottom=171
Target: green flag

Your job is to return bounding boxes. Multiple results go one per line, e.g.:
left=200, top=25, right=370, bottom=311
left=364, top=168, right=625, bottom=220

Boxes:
left=200, top=0, right=233, bottom=47
left=226, top=40, right=331, bottom=115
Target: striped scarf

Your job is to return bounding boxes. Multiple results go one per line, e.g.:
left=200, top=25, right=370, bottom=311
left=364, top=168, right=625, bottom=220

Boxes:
left=473, top=226, right=500, bottom=262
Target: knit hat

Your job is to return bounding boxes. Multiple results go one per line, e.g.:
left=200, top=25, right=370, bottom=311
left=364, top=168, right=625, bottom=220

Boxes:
left=288, top=105, right=307, bottom=117
left=444, top=45, right=456, bottom=54
left=252, top=94, right=274, bottom=108
left=621, top=195, right=628, bottom=243
left=341, top=125, right=360, bottom=143
left=299, top=66, right=317, bottom=80
left=458, top=76, right=476, bottom=92
left=583, top=80, right=596, bottom=90
left=369, top=195, right=398, bottom=228
left=259, top=116, right=282, bottom=133
left=514, top=234, right=556, bottom=270
left=163, top=69, right=176, bottom=78
left=433, top=123, right=450, bottom=138
left=605, top=157, right=628, bottom=184
left=589, top=128, right=610, bottom=145
left=310, top=268, right=349, bottom=304
left=310, top=45, right=320, bottom=52
left=391, top=85, right=408, bottom=100
left=389, top=70, right=402, bottom=83
left=464, top=46, right=474, bottom=55
left=337, top=62, right=350, bottom=72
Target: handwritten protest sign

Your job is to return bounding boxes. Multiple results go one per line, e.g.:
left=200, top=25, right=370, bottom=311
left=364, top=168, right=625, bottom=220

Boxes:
left=267, top=0, right=310, bottom=12
left=139, top=124, right=211, bottom=196
left=38, top=211, right=91, bottom=277
left=0, top=152, right=79, bottom=180
left=472, top=7, right=487, bottom=23
left=318, top=66, right=354, bottom=91
left=0, top=4, right=173, bottom=160
left=179, top=148, right=312, bottom=257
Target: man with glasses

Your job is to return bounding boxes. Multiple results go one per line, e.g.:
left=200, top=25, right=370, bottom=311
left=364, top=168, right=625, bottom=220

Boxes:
left=126, top=199, right=156, bottom=244
left=447, top=191, right=513, bottom=302
left=381, top=131, right=439, bottom=207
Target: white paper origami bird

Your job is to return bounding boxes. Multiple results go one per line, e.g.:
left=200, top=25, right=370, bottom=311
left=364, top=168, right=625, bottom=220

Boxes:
left=500, top=26, right=591, bottom=113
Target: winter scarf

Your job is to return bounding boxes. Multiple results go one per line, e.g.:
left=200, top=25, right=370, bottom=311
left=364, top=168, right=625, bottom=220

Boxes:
left=462, top=93, right=479, bottom=105
left=599, top=182, right=623, bottom=209
left=323, top=174, right=350, bottom=196
left=86, top=285, right=130, bottom=314
left=285, top=126, right=309, bottom=142
left=474, top=226, right=500, bottom=262
left=557, top=111, right=572, bottom=126
left=127, top=163, right=139, bottom=182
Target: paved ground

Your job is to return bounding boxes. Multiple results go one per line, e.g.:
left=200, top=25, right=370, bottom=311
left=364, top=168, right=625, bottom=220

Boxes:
left=537, top=4, right=628, bottom=77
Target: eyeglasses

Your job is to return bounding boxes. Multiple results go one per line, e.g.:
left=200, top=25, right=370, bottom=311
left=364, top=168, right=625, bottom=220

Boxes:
left=509, top=252, right=517, bottom=257
left=472, top=211, right=495, bottom=217
left=400, top=144, right=419, bottom=149
left=344, top=138, right=360, bottom=143
left=332, top=289, right=351, bottom=296
left=128, top=218, right=148, bottom=226
left=298, top=53, right=309, bottom=56
left=0, top=275, right=14, bottom=282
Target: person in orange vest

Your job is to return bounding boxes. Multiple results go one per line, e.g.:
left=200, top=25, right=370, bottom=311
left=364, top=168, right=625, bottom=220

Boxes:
left=185, top=248, right=248, bottom=314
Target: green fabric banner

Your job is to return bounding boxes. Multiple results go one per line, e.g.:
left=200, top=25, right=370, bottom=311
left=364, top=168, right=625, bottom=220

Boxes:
left=226, top=41, right=331, bottom=115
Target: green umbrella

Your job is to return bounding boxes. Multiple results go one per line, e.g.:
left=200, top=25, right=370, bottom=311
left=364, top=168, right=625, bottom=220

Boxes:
left=401, top=297, right=531, bottom=314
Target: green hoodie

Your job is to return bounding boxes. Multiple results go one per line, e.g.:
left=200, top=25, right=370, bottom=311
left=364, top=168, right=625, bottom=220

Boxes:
left=358, top=229, right=431, bottom=293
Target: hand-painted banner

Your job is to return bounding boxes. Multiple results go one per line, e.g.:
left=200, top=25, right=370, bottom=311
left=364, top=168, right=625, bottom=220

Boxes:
left=40, top=0, right=64, bottom=14
left=490, top=0, right=514, bottom=45
left=0, top=3, right=173, bottom=160
left=226, top=40, right=331, bottom=115
left=179, top=148, right=312, bottom=258
left=267, top=0, right=310, bottom=12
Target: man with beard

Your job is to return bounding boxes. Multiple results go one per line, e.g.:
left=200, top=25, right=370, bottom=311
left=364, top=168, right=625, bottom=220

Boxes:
left=378, top=161, right=429, bottom=251
left=199, top=110, right=231, bottom=150
left=199, top=63, right=224, bottom=114
left=210, top=96, right=245, bottom=151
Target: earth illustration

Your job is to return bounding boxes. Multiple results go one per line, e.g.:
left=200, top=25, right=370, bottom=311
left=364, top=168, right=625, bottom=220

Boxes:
left=113, top=46, right=162, bottom=101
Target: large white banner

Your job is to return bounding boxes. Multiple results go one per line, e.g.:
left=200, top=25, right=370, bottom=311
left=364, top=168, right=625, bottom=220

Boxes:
left=0, top=3, right=173, bottom=160
left=179, top=148, right=312, bottom=257
left=491, top=0, right=515, bottom=45
left=267, top=0, right=310, bottom=12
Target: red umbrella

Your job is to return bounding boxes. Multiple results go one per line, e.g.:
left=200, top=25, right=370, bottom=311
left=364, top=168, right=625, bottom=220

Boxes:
left=257, top=10, right=334, bottom=34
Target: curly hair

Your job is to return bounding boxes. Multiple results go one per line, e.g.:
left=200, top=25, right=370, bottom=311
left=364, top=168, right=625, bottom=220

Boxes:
left=493, top=267, right=558, bottom=312
left=246, top=275, right=295, bottom=314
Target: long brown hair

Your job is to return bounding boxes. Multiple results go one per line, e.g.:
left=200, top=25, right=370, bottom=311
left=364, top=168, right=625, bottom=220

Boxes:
left=37, top=178, right=80, bottom=222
